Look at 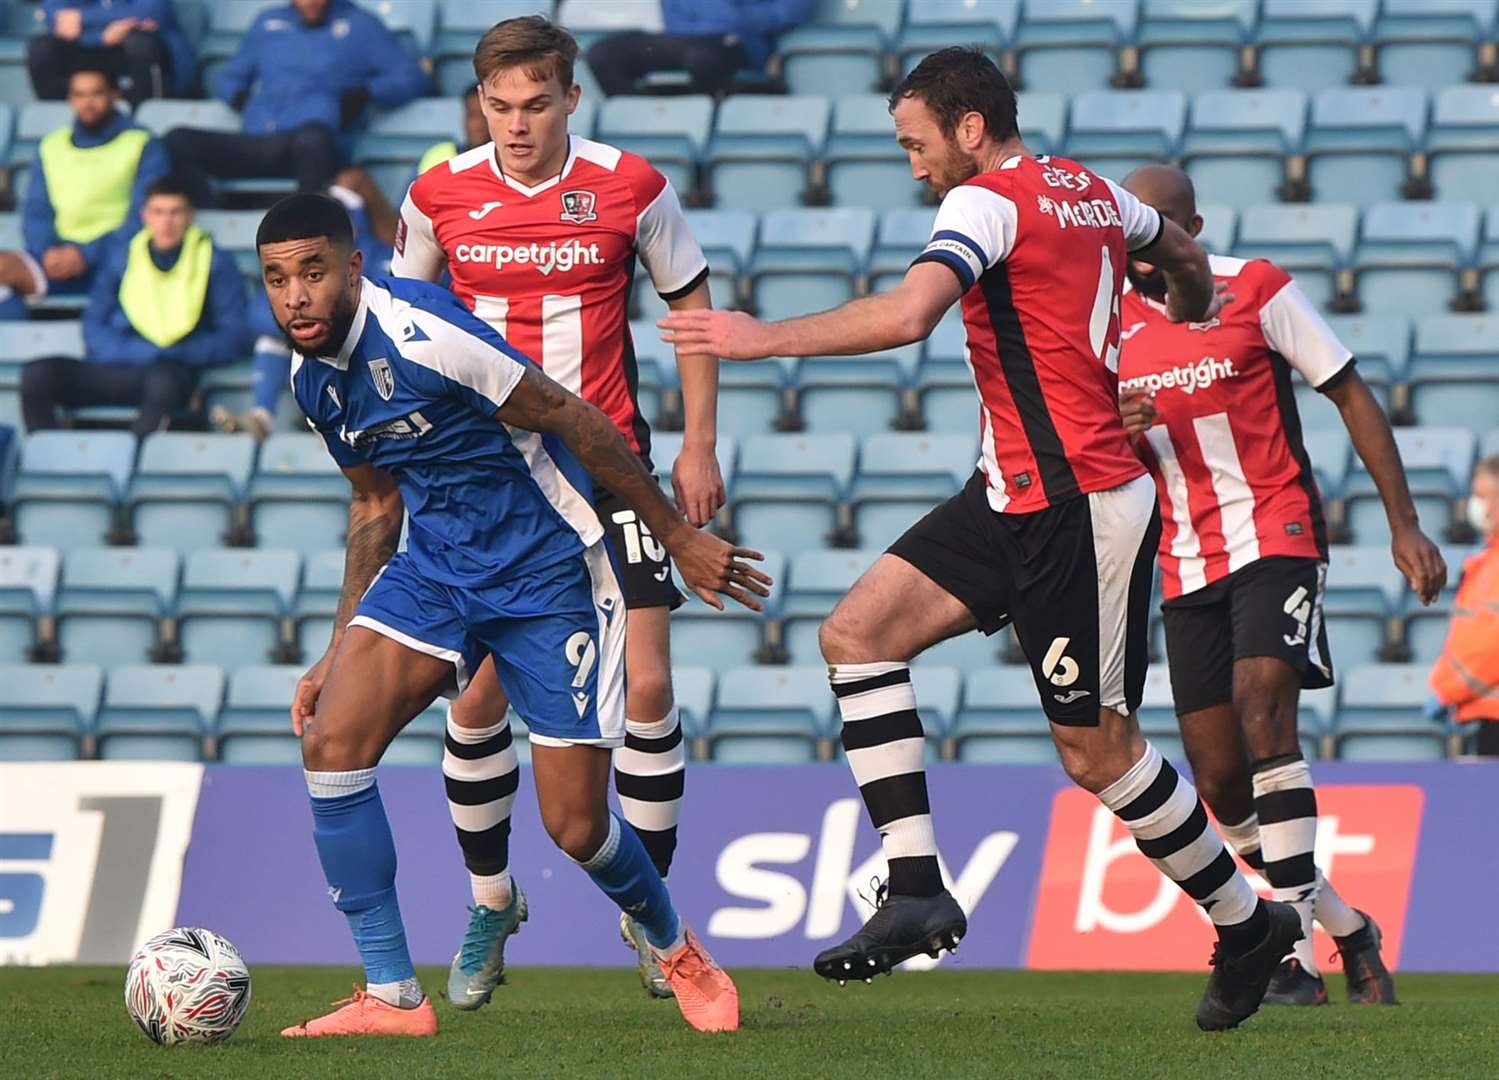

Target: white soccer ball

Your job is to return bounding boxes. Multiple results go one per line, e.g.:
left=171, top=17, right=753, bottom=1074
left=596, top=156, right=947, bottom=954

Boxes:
left=124, top=927, right=252, bottom=1046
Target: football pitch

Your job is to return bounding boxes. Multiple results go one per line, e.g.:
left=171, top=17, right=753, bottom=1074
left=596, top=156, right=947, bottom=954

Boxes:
left=4, top=968, right=1498, bottom=1079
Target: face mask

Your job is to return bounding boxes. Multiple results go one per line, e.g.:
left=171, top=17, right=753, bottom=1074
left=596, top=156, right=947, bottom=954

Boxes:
left=1468, top=494, right=1492, bottom=536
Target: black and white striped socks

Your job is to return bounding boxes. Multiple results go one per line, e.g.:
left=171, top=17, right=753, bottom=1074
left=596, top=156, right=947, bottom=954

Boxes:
left=829, top=662, right=943, bottom=898
left=1097, top=742, right=1265, bottom=943
left=443, top=708, right=520, bottom=910
left=614, top=708, right=687, bottom=879
left=1252, top=754, right=1320, bottom=967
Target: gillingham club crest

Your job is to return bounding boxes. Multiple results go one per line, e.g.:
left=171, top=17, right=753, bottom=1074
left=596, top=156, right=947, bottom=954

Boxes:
left=559, top=189, right=598, bottom=224
left=368, top=356, right=395, bottom=401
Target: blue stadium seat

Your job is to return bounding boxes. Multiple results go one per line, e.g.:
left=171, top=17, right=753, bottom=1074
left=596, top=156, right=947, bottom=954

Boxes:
left=731, top=433, right=856, bottom=554
left=0, top=321, right=84, bottom=385
left=850, top=432, right=976, bottom=550
left=954, top=667, right=1052, bottom=763
left=626, top=319, right=671, bottom=423
left=596, top=95, right=713, bottom=199
left=133, top=99, right=241, bottom=136
left=896, top=0, right=1014, bottom=74
left=1373, top=1, right=1498, bottom=92
left=249, top=433, right=348, bottom=554
left=1136, top=664, right=1181, bottom=736
left=795, top=345, right=916, bottom=439
left=0, top=546, right=57, bottom=663
left=127, top=432, right=257, bottom=550
left=0, top=663, right=101, bottom=760
left=1299, top=684, right=1338, bottom=756
left=749, top=207, right=875, bottom=322
left=1234, top=203, right=1357, bottom=310
left=706, top=95, right=830, bottom=212
left=194, top=210, right=263, bottom=279
left=1335, top=663, right=1448, bottom=759
left=868, top=208, right=936, bottom=292
left=669, top=551, right=784, bottom=673
left=1015, top=90, right=1068, bottom=155
left=776, top=0, right=899, bottom=98
left=780, top=548, right=881, bottom=665
left=682, top=208, right=756, bottom=310
left=434, top=1, right=550, bottom=93
left=96, top=664, right=222, bottom=762
left=671, top=666, right=714, bottom=739
left=217, top=664, right=306, bottom=764
left=708, top=665, right=832, bottom=762
left=1428, top=86, right=1499, bottom=204
left=354, top=96, right=463, bottom=166
left=1407, top=315, right=1499, bottom=431
left=293, top=548, right=344, bottom=660
left=1402, top=543, right=1478, bottom=663
left=1324, top=545, right=1406, bottom=665
left=1138, top=0, right=1258, bottom=94
left=200, top=0, right=274, bottom=59
left=1321, top=315, right=1411, bottom=390
left=910, top=665, right=961, bottom=750
left=1014, top=0, right=1138, bottom=96
left=1304, top=87, right=1426, bottom=207
left=1181, top=90, right=1306, bottom=208
left=714, top=358, right=791, bottom=439
left=647, top=434, right=737, bottom=502
left=1344, top=427, right=1474, bottom=542
left=11, top=102, right=72, bottom=168
left=824, top=95, right=921, bottom=211
left=176, top=548, right=300, bottom=669
left=365, top=0, right=438, bottom=54
left=1253, top=0, right=1378, bottom=93
left=1482, top=204, right=1499, bottom=311
left=55, top=547, right=177, bottom=667
left=916, top=310, right=979, bottom=434
left=1196, top=204, right=1237, bottom=254
left=1354, top=202, right=1479, bottom=320
left=1066, top=90, right=1186, bottom=176
left=12, top=431, right=134, bottom=551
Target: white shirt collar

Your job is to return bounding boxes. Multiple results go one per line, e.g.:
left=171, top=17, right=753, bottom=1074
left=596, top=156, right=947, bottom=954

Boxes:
left=486, top=135, right=578, bottom=197
left=303, top=278, right=371, bottom=371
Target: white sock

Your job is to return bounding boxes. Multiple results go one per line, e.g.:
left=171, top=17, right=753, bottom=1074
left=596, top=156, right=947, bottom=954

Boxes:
left=470, top=870, right=513, bottom=910
left=366, top=976, right=424, bottom=1008
left=1314, top=868, right=1366, bottom=938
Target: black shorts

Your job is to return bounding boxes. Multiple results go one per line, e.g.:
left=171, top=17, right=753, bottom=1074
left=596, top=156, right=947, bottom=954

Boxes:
left=1161, top=556, right=1334, bottom=716
left=888, top=470, right=1160, bottom=726
left=594, top=484, right=684, bottom=611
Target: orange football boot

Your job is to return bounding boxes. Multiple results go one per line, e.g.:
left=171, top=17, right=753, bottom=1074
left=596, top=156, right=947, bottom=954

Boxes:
left=654, top=929, right=740, bottom=1033
left=281, top=986, right=438, bottom=1038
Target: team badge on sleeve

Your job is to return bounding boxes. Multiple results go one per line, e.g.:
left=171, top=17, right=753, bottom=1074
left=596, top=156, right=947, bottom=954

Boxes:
left=368, top=356, right=395, bottom=401
left=560, top=189, right=598, bottom=224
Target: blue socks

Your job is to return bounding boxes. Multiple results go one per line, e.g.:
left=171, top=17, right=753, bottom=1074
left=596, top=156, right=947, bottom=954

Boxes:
left=576, top=814, right=682, bottom=951
left=306, top=770, right=416, bottom=988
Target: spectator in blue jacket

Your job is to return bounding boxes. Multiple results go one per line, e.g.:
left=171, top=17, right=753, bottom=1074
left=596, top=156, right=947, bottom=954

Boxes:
left=21, top=176, right=250, bottom=436
left=0, top=67, right=171, bottom=311
left=583, top=0, right=814, bottom=96
left=164, top=0, right=430, bottom=208
left=30, top=1, right=197, bottom=105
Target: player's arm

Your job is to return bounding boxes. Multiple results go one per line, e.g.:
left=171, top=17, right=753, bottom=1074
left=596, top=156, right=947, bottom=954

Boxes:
left=390, top=185, right=447, bottom=281
left=291, top=462, right=404, bottom=733
left=1131, top=218, right=1224, bottom=325
left=665, top=278, right=726, bottom=525
left=495, top=364, right=771, bottom=611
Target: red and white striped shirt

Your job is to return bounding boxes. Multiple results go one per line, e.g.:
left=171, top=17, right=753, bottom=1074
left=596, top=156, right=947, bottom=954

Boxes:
left=393, top=136, right=708, bottom=456
left=1119, top=254, right=1353, bottom=599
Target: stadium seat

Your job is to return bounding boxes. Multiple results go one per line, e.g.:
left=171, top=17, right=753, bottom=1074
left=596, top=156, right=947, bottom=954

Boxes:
left=1402, top=543, right=1478, bottom=663
left=0, top=663, right=101, bottom=760
left=680, top=208, right=756, bottom=311
left=11, top=431, right=135, bottom=551
left=1181, top=89, right=1307, bottom=209
left=200, top=0, right=273, bottom=60
left=1407, top=315, right=1499, bottom=432
left=1196, top=204, right=1237, bottom=254
left=0, top=546, right=58, bottom=663
left=55, top=547, right=177, bottom=667
left=1137, top=0, right=1258, bottom=94
left=780, top=548, right=882, bottom=665
left=646, top=434, right=737, bottom=503
left=1135, top=664, right=1182, bottom=736
left=895, top=0, right=1014, bottom=74
left=795, top=345, right=915, bottom=440
left=731, top=433, right=856, bottom=554
left=293, top=548, right=343, bottom=659
left=1253, top=0, right=1379, bottom=94
left=1344, top=427, right=1475, bottom=542
left=910, top=665, right=961, bottom=751
left=354, top=96, right=462, bottom=165
left=127, top=432, right=257, bottom=550
left=1482, top=204, right=1499, bottom=312
left=713, top=358, right=790, bottom=439
left=824, top=95, right=923, bottom=211
left=868, top=208, right=936, bottom=292
left=1322, top=315, right=1411, bottom=390
left=248, top=433, right=348, bottom=554
left=775, top=0, right=900, bottom=98
left=1324, top=545, right=1406, bottom=665
left=217, top=664, right=313, bottom=764
left=365, top=0, right=438, bottom=55
left=1301, top=427, right=1353, bottom=502
left=11, top=102, right=72, bottom=169
left=133, top=99, right=241, bottom=136
left=749, top=207, right=875, bottom=322
left=1066, top=90, right=1186, bottom=176
left=175, top=548, right=300, bottom=670
left=194, top=210, right=263, bottom=277
left=670, top=553, right=784, bottom=673
left=954, top=667, right=1051, bottom=761
left=708, top=665, right=833, bottom=762
left=1427, top=86, right=1499, bottom=204
left=96, top=664, right=222, bottom=762
left=671, top=666, right=714, bottom=740
left=1013, top=0, right=1138, bottom=97
left=1299, top=683, right=1338, bottom=755
left=596, top=95, right=713, bottom=199
left=434, top=1, right=550, bottom=93
left=1233, top=203, right=1358, bottom=309
left=850, top=432, right=976, bottom=550
left=1335, top=663, right=1448, bottom=759
left=705, top=95, right=830, bottom=212
left=1304, top=88, right=1427, bottom=207
left=1373, top=1, right=1498, bottom=91
left=0, top=320, right=84, bottom=385
left=1354, top=202, right=1479, bottom=321
left=1015, top=91, right=1068, bottom=156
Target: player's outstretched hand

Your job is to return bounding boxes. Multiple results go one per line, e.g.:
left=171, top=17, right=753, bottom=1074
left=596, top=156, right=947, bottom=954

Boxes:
left=1119, top=389, right=1157, bottom=435
left=1392, top=523, right=1447, bottom=605
left=291, top=652, right=334, bottom=736
left=1166, top=279, right=1234, bottom=325
left=669, top=528, right=773, bottom=611
left=659, top=309, right=775, bottom=361
left=673, top=442, right=727, bottom=527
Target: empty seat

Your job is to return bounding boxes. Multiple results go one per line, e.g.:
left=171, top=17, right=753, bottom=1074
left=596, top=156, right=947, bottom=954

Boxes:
left=732, top=433, right=856, bottom=554
left=217, top=664, right=307, bottom=763
left=293, top=548, right=344, bottom=659
left=0, top=663, right=101, bottom=760
left=1428, top=86, right=1499, bottom=203
left=1254, top=0, right=1379, bottom=93
left=1234, top=203, right=1358, bottom=309
left=1301, top=428, right=1353, bottom=500
left=1335, top=662, right=1447, bottom=758
left=354, top=96, right=463, bottom=167
left=133, top=99, right=241, bottom=136
left=176, top=548, right=300, bottom=669
left=910, top=665, right=962, bottom=748
left=780, top=548, right=882, bottom=665
left=671, top=666, right=714, bottom=739
left=1321, top=315, right=1411, bottom=389
left=824, top=94, right=921, bottom=210
left=0, top=321, right=84, bottom=385
left=777, top=0, right=901, bottom=97
left=1403, top=543, right=1478, bottom=663
left=96, top=664, right=222, bottom=761
left=850, top=433, right=976, bottom=549
left=750, top=207, right=875, bottom=322
left=1015, top=91, right=1068, bottom=155
left=1138, top=0, right=1258, bottom=93
left=1182, top=89, right=1307, bottom=208
left=1135, top=664, right=1182, bottom=735
left=1407, top=315, right=1499, bottom=431
left=1482, top=204, right=1499, bottom=311
left=795, top=345, right=915, bottom=439
left=706, top=96, right=830, bottom=212
left=12, top=431, right=134, bottom=551
left=647, top=434, right=738, bottom=503
left=708, top=666, right=833, bottom=762
left=1014, top=0, right=1137, bottom=96
left=1196, top=205, right=1237, bottom=255
left=0, top=546, right=58, bottom=662
left=668, top=550, right=784, bottom=673
left=249, top=433, right=348, bottom=553
left=954, top=667, right=1048, bottom=762
left=868, top=208, right=936, bottom=291
left=128, top=432, right=257, bottom=550
left=1304, top=87, right=1426, bottom=206
left=1324, top=546, right=1406, bottom=664
left=195, top=210, right=264, bottom=277
left=1066, top=90, right=1186, bottom=175
left=714, top=357, right=791, bottom=439
left=896, top=0, right=1014, bottom=73
left=1355, top=202, right=1479, bottom=319
left=1374, top=1, right=1497, bottom=91
left=1344, top=427, right=1474, bottom=541
left=596, top=95, right=713, bottom=198
left=55, top=547, right=177, bottom=666
left=434, top=1, right=550, bottom=92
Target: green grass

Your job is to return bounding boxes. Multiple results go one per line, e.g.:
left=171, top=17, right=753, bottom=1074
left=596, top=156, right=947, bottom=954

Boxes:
left=3, top=967, right=1498, bottom=1079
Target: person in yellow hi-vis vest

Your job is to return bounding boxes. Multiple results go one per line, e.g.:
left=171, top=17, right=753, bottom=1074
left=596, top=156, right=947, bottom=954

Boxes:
left=0, top=67, right=170, bottom=311
left=20, top=176, right=249, bottom=437
left=1431, top=456, right=1499, bottom=755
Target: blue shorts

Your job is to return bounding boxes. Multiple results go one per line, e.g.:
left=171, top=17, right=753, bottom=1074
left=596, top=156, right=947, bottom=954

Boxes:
left=349, top=541, right=627, bottom=746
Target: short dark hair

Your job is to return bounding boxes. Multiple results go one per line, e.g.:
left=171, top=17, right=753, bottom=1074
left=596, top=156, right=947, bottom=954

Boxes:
left=256, top=193, right=354, bottom=250
left=144, top=175, right=193, bottom=206
left=889, top=47, right=1018, bottom=143
left=69, top=66, right=118, bottom=90
left=473, top=15, right=577, bottom=89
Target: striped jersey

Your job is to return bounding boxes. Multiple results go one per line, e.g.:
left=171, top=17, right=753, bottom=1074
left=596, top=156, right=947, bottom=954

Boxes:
left=392, top=135, right=708, bottom=457
left=912, top=153, right=1163, bottom=514
left=1119, top=254, right=1354, bottom=599
left=291, top=276, right=603, bottom=587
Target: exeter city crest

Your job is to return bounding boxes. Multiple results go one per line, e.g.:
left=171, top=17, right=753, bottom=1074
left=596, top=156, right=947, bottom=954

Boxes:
left=560, top=189, right=598, bottom=224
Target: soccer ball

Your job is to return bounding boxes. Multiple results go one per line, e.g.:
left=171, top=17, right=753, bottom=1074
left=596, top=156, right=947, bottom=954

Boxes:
left=124, top=928, right=252, bottom=1046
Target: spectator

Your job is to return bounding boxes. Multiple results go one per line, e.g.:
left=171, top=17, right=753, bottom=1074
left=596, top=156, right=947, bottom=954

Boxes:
left=0, top=67, right=171, bottom=312
left=1430, top=456, right=1499, bottom=755
left=30, top=1, right=197, bottom=105
left=165, top=0, right=430, bottom=208
left=21, top=176, right=250, bottom=437
left=584, top=0, right=814, bottom=96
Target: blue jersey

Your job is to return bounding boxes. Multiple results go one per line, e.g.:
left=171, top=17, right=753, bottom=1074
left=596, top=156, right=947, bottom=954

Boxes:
left=291, top=276, right=603, bottom=587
